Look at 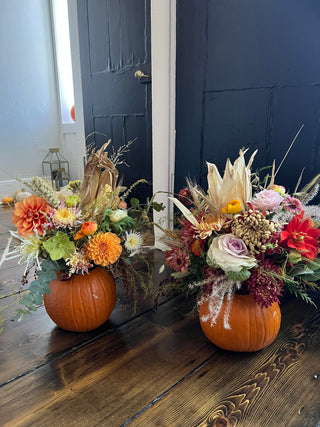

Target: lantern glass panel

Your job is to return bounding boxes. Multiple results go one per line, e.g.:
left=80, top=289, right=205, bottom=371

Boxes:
left=42, top=148, right=70, bottom=190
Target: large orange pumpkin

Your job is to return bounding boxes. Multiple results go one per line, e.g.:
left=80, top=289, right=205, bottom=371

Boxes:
left=43, top=267, right=116, bottom=332
left=199, top=294, right=281, bottom=352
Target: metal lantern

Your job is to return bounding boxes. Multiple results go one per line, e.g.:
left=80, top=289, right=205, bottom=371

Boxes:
left=42, top=148, right=70, bottom=190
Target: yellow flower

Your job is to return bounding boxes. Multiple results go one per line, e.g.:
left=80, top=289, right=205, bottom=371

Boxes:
left=53, top=207, right=79, bottom=227
left=86, top=232, right=122, bottom=266
left=221, top=199, right=242, bottom=215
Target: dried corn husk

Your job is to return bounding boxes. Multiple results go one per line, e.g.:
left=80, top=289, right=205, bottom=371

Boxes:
left=79, top=140, right=119, bottom=209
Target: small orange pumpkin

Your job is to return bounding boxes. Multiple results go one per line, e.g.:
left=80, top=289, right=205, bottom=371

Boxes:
left=199, top=294, right=281, bottom=352
left=70, top=105, right=76, bottom=122
left=2, top=197, right=14, bottom=205
left=43, top=267, right=116, bottom=332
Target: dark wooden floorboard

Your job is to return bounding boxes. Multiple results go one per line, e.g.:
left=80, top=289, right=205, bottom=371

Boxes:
left=130, top=298, right=320, bottom=427
left=1, top=206, right=320, bottom=427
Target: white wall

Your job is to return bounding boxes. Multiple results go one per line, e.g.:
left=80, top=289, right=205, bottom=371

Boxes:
left=0, top=0, right=85, bottom=199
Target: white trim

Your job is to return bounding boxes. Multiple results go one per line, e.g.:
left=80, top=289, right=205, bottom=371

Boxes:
left=48, top=0, right=86, bottom=181
left=151, top=0, right=176, bottom=248
left=66, top=0, right=86, bottom=179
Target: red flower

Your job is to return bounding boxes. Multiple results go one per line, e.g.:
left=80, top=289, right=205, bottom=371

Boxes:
left=179, top=213, right=206, bottom=256
left=279, top=211, right=320, bottom=261
left=12, top=195, right=50, bottom=236
left=245, top=259, right=284, bottom=308
left=178, top=187, right=193, bottom=207
left=165, top=248, right=190, bottom=272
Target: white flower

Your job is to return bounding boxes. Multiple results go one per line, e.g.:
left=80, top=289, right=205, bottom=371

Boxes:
left=0, top=231, right=43, bottom=272
left=109, top=209, right=128, bottom=223
left=124, top=231, right=143, bottom=255
left=207, top=234, right=256, bottom=273
left=207, top=149, right=257, bottom=215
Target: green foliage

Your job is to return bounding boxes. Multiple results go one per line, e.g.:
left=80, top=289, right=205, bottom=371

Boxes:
left=171, top=271, right=191, bottom=279
left=226, top=268, right=251, bottom=282
left=283, top=277, right=317, bottom=308
left=99, top=209, right=136, bottom=234
left=130, top=197, right=165, bottom=216
left=17, top=259, right=60, bottom=320
left=288, top=258, right=320, bottom=282
left=43, top=231, right=75, bottom=260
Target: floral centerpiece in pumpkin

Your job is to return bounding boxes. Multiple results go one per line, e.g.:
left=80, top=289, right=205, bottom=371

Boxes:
left=0, top=140, right=161, bottom=326
left=159, top=149, right=320, bottom=335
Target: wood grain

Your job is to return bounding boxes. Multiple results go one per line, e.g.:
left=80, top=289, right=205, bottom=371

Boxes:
left=130, top=298, right=320, bottom=427
left=1, top=206, right=320, bottom=426
left=0, top=296, right=215, bottom=427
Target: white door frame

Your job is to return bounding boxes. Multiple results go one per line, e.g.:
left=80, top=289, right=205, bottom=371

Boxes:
left=151, top=0, right=176, bottom=241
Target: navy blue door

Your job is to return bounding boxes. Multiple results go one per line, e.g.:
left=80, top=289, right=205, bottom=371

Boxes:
left=78, top=0, right=151, bottom=198
left=176, top=0, right=320, bottom=195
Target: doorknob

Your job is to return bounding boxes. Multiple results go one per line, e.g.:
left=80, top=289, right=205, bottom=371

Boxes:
left=135, top=70, right=150, bottom=79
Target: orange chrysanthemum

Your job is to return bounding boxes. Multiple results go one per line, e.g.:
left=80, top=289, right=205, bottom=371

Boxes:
left=12, top=195, right=50, bottom=236
left=86, top=231, right=122, bottom=266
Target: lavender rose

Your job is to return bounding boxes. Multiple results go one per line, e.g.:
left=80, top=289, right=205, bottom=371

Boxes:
left=251, top=189, right=284, bottom=213
left=207, top=234, right=256, bottom=273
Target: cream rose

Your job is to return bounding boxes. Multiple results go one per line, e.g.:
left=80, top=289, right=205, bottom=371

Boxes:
left=109, top=209, right=128, bottom=223
left=207, top=234, right=256, bottom=272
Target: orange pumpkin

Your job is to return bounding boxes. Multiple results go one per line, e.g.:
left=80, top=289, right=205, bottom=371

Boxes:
left=70, top=105, right=76, bottom=122
left=2, top=197, right=14, bottom=205
left=199, top=294, right=281, bottom=352
left=43, top=267, right=116, bottom=332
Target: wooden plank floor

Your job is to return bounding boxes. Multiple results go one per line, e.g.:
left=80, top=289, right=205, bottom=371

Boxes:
left=1, top=205, right=320, bottom=427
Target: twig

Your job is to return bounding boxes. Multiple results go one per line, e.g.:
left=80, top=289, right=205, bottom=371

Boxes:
left=274, top=124, right=304, bottom=178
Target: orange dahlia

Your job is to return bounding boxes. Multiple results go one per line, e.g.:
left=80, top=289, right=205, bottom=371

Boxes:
left=12, top=195, right=50, bottom=236
left=86, top=232, right=122, bottom=266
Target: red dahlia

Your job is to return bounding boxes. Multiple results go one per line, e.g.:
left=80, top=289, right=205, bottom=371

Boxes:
left=279, top=211, right=320, bottom=261
left=178, top=187, right=193, bottom=207
left=165, top=248, right=190, bottom=273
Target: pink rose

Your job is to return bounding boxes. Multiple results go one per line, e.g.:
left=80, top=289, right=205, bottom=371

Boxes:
left=251, top=189, right=284, bottom=213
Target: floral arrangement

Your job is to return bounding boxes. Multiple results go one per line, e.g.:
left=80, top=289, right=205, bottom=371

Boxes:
left=159, top=148, right=320, bottom=329
left=0, top=140, right=162, bottom=321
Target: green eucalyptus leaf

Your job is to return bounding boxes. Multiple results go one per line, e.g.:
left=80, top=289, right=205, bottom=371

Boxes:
left=153, top=202, right=165, bottom=212
left=130, top=198, right=140, bottom=209
left=171, top=271, right=191, bottom=279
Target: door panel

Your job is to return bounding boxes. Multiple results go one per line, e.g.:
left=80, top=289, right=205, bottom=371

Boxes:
left=176, top=0, right=320, bottom=197
left=78, top=0, right=152, bottom=198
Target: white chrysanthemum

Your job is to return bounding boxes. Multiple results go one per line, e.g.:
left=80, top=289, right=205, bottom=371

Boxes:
left=124, top=231, right=143, bottom=255
left=66, top=249, right=93, bottom=275
left=0, top=231, right=42, bottom=271
left=109, top=209, right=128, bottom=223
